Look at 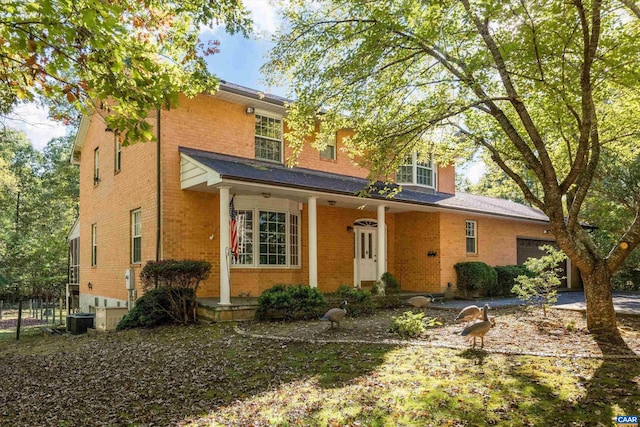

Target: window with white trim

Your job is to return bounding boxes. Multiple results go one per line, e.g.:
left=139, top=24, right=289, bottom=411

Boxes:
left=320, top=133, right=337, bottom=160
left=289, top=213, right=299, bottom=266
left=91, top=224, right=97, bottom=266
left=93, top=148, right=100, bottom=184
left=466, top=220, right=477, bottom=254
left=114, top=139, right=122, bottom=173
left=396, top=153, right=436, bottom=188
left=232, top=206, right=300, bottom=268
left=255, top=113, right=282, bottom=162
left=131, top=209, right=142, bottom=264
left=235, top=210, right=254, bottom=265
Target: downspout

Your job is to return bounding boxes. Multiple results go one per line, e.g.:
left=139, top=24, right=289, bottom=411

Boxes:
left=156, top=109, right=161, bottom=262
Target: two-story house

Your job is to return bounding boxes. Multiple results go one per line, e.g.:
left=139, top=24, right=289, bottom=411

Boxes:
left=70, top=81, right=577, bottom=313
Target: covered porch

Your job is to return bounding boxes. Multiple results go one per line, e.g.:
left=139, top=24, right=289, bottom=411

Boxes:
left=179, top=147, right=457, bottom=305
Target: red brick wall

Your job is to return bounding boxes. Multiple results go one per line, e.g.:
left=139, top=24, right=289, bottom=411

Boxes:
left=438, top=212, right=549, bottom=291
left=78, top=93, right=549, bottom=304
left=438, top=165, right=456, bottom=194
left=78, top=114, right=157, bottom=303
left=394, top=212, right=442, bottom=293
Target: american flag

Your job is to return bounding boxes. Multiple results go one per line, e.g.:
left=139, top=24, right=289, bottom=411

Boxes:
left=229, top=196, right=239, bottom=260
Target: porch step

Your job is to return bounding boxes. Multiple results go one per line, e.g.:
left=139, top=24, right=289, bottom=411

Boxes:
left=197, top=303, right=256, bottom=322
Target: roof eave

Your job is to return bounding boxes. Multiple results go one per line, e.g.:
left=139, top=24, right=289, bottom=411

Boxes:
left=71, top=115, right=91, bottom=165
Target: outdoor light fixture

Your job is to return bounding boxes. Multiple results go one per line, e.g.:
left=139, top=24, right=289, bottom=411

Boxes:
left=246, top=106, right=255, bottom=114
left=262, top=192, right=271, bottom=199
left=346, top=226, right=354, bottom=233
left=328, top=200, right=336, bottom=206
left=87, top=282, right=93, bottom=290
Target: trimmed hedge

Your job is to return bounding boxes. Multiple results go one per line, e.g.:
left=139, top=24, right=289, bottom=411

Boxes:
left=140, top=259, right=211, bottom=290
left=380, top=272, right=401, bottom=294
left=116, top=287, right=195, bottom=330
left=454, top=261, right=498, bottom=297
left=335, top=285, right=375, bottom=317
left=495, top=265, right=535, bottom=296
left=257, top=284, right=326, bottom=321
left=374, top=294, right=403, bottom=309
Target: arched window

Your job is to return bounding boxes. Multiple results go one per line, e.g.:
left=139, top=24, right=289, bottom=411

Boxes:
left=354, top=219, right=378, bottom=228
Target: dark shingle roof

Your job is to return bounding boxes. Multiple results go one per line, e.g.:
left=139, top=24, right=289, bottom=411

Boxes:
left=219, top=81, right=291, bottom=106
left=179, top=147, right=548, bottom=223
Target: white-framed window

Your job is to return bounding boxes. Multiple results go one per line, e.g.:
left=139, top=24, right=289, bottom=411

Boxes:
left=235, top=209, right=254, bottom=265
left=396, top=152, right=436, bottom=189
left=466, top=220, right=477, bottom=254
left=91, top=224, right=97, bottom=266
left=289, top=213, right=299, bottom=266
left=255, top=113, right=283, bottom=162
left=320, top=133, right=337, bottom=160
left=131, top=209, right=142, bottom=264
left=69, top=237, right=79, bottom=284
left=93, top=147, right=100, bottom=184
left=232, top=199, right=300, bottom=268
left=114, top=139, right=122, bottom=173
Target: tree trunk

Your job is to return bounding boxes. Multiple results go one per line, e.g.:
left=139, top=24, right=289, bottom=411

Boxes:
left=581, top=261, right=618, bottom=338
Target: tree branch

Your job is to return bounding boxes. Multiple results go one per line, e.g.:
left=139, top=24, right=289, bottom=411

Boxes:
left=460, top=0, right=558, bottom=190
left=620, top=0, right=640, bottom=18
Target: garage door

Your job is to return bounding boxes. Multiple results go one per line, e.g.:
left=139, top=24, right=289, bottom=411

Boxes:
left=517, top=238, right=567, bottom=286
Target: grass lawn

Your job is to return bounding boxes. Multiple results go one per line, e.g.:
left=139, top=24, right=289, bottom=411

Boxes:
left=0, top=319, right=638, bottom=426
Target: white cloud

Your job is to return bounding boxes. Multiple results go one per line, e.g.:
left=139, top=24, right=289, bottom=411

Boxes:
left=466, top=161, right=486, bottom=184
left=201, top=0, right=283, bottom=38
left=3, top=103, right=68, bottom=151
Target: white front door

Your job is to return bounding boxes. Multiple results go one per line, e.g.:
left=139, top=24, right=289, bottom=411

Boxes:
left=356, top=227, right=377, bottom=282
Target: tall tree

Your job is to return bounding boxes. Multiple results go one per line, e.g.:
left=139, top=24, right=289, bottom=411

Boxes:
left=1, top=0, right=251, bottom=143
left=0, top=130, right=78, bottom=302
left=266, top=0, right=640, bottom=338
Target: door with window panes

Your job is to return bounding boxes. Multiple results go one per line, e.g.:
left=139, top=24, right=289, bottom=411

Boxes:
left=355, top=227, right=377, bottom=281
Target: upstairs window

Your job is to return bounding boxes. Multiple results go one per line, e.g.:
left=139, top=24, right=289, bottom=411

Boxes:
left=93, top=148, right=100, bottom=185
left=320, top=133, right=337, bottom=160
left=114, top=139, right=122, bottom=173
left=396, top=153, right=436, bottom=189
left=255, top=113, right=282, bottom=162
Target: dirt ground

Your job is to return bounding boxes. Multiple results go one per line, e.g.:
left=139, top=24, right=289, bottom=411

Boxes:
left=243, top=306, right=640, bottom=358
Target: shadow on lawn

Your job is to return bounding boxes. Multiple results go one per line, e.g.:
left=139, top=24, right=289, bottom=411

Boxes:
left=502, top=333, right=640, bottom=426
left=0, top=324, right=398, bottom=426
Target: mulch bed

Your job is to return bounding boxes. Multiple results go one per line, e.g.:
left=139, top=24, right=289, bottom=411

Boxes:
left=243, top=306, right=640, bottom=358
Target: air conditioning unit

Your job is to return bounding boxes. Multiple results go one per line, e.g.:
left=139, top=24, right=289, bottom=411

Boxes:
left=124, top=268, right=135, bottom=290
left=94, top=307, right=128, bottom=331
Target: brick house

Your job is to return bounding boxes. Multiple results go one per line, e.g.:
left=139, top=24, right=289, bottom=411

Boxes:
left=70, top=81, right=578, bottom=312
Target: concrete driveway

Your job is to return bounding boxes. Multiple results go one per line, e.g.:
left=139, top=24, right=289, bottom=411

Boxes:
left=431, top=291, right=640, bottom=316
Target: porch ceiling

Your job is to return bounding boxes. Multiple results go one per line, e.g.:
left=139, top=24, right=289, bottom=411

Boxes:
left=178, top=146, right=549, bottom=222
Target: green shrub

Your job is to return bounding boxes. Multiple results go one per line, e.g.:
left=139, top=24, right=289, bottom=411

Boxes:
left=612, top=267, right=640, bottom=291
left=380, top=272, right=401, bottom=294
left=374, top=294, right=403, bottom=309
left=454, top=261, right=498, bottom=297
left=336, top=285, right=375, bottom=317
left=372, top=271, right=401, bottom=296
left=512, top=245, right=566, bottom=317
left=494, top=265, right=535, bottom=296
left=388, top=312, right=442, bottom=338
left=137, top=259, right=210, bottom=324
left=257, top=284, right=326, bottom=321
left=140, top=259, right=211, bottom=290
left=116, top=287, right=195, bottom=330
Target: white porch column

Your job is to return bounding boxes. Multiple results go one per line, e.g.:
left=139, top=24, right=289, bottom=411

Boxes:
left=308, top=196, right=318, bottom=288
left=219, top=186, right=231, bottom=305
left=377, top=204, right=386, bottom=280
